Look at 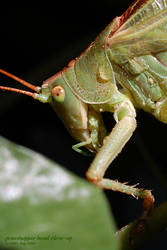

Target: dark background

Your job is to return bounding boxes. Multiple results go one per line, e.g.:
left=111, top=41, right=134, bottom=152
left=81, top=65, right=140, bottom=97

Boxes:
left=0, top=1, right=167, bottom=249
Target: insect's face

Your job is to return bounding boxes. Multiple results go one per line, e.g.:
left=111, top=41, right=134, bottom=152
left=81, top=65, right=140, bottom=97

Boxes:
left=41, top=74, right=89, bottom=142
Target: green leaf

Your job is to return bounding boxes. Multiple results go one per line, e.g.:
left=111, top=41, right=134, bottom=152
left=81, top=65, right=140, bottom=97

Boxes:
left=0, top=136, right=119, bottom=250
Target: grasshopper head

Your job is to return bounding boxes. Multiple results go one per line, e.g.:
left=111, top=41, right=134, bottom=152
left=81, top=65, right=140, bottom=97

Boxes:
left=0, top=69, right=106, bottom=153
left=42, top=72, right=93, bottom=146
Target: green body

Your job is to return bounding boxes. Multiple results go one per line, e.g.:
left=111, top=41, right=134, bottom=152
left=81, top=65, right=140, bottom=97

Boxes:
left=36, top=0, right=167, bottom=153
left=1, top=0, right=161, bottom=230
left=36, top=1, right=163, bottom=225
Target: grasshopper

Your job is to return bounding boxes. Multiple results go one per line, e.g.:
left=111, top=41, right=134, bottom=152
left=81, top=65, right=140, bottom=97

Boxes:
left=1, top=0, right=167, bottom=233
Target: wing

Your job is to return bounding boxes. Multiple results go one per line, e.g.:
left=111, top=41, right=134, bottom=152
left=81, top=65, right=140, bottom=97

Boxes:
left=107, top=0, right=167, bottom=64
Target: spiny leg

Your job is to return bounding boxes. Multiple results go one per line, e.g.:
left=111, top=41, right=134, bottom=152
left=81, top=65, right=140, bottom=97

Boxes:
left=86, top=100, right=154, bottom=241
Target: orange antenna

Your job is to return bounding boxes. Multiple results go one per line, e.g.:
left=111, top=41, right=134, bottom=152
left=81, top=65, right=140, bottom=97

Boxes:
left=0, top=69, right=49, bottom=103
left=0, top=69, right=41, bottom=92
left=0, top=86, right=36, bottom=98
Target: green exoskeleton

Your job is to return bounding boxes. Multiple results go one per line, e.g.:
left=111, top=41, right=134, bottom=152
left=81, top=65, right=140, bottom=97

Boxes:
left=1, top=0, right=167, bottom=234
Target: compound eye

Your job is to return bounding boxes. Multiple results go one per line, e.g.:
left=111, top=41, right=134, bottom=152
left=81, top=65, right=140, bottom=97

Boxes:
left=51, top=86, right=65, bottom=103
